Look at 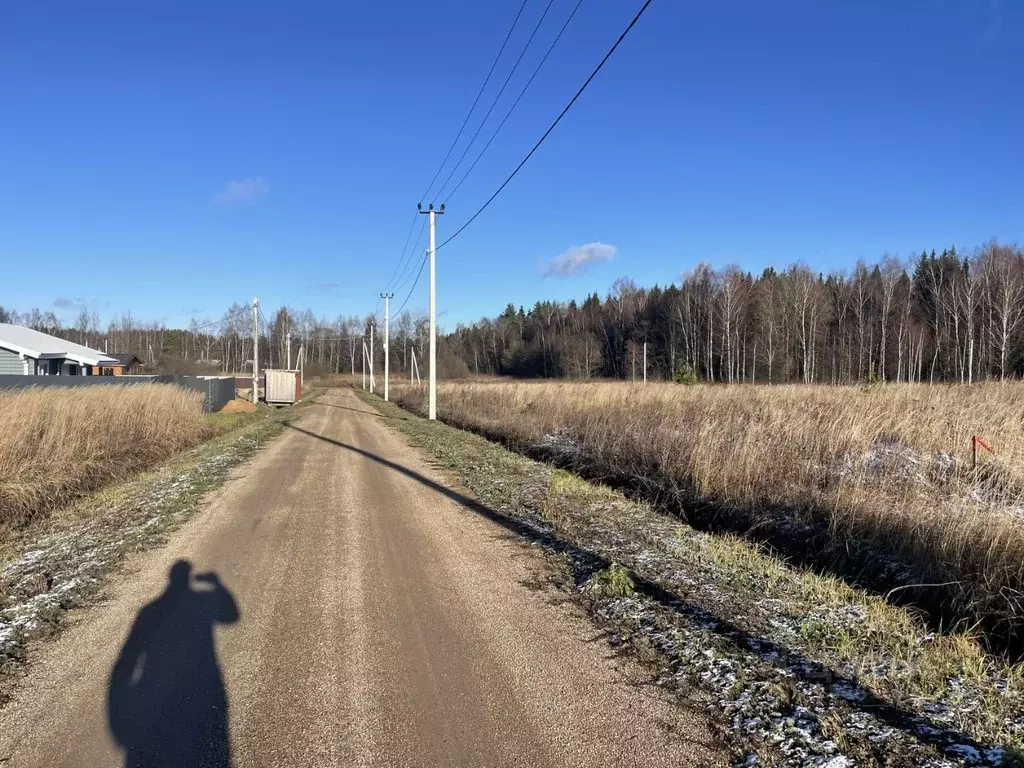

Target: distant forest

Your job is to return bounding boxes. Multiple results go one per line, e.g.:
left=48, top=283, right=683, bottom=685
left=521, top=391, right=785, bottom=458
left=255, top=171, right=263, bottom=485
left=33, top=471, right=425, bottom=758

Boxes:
left=2, top=240, right=1022, bottom=383
left=0, top=302, right=433, bottom=378
left=446, top=240, right=1024, bottom=384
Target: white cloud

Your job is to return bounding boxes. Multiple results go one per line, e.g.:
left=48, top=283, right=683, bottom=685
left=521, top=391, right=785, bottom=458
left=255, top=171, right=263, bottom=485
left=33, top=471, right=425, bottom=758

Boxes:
left=213, top=177, right=269, bottom=205
left=542, top=242, right=617, bottom=277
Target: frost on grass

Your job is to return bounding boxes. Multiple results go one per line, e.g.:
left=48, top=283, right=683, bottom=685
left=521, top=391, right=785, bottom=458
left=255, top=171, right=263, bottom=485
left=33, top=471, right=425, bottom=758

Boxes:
left=574, top=516, right=1023, bottom=767
left=368, top=394, right=1024, bottom=768
left=536, top=432, right=588, bottom=465
left=838, top=439, right=1021, bottom=524
left=0, top=429, right=275, bottom=681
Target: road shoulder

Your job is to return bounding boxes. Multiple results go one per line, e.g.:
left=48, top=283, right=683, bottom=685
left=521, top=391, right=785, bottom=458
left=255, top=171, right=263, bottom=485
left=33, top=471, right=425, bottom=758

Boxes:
left=0, top=408, right=289, bottom=711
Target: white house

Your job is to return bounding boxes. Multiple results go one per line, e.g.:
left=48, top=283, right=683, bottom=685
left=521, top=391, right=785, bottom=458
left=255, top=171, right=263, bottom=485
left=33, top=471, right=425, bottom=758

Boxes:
left=0, top=323, right=119, bottom=375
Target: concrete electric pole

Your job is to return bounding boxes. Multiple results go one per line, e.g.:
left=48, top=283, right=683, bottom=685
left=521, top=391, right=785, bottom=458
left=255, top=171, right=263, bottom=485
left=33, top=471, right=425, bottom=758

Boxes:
left=380, top=292, right=393, bottom=401
left=286, top=330, right=292, bottom=370
left=369, top=319, right=375, bottom=394
left=252, top=296, right=259, bottom=405
left=418, top=202, right=444, bottom=420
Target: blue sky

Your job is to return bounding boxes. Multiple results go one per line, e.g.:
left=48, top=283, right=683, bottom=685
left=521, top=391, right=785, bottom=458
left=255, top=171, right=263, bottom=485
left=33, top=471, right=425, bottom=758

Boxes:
left=1, top=0, right=1021, bottom=330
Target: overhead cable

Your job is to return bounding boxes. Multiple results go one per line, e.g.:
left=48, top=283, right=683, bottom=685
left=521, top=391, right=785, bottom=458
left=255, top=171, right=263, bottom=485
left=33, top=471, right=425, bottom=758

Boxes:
left=437, top=0, right=655, bottom=251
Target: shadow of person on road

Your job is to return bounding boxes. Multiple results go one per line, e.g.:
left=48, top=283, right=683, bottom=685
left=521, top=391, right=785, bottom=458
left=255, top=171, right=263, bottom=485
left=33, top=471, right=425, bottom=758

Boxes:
left=107, top=560, right=240, bottom=768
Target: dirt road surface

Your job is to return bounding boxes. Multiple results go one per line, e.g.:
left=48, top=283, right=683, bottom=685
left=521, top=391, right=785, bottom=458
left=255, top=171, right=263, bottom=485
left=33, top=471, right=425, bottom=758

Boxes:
left=0, top=389, right=717, bottom=767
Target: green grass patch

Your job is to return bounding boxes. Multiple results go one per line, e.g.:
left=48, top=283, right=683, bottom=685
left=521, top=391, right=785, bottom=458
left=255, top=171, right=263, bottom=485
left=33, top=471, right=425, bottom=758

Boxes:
left=582, top=564, right=636, bottom=598
left=549, top=468, right=617, bottom=500
left=205, top=410, right=260, bottom=435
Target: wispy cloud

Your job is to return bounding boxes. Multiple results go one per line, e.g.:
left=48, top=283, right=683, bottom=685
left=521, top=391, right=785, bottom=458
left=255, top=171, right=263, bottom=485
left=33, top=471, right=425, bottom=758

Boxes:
left=979, top=0, right=1003, bottom=46
left=541, top=242, right=617, bottom=277
left=53, top=297, right=89, bottom=313
left=309, top=282, right=340, bottom=293
left=213, top=177, right=269, bottom=205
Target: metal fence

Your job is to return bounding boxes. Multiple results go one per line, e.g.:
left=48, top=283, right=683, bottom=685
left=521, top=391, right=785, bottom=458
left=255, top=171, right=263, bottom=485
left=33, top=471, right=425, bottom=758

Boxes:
left=149, top=376, right=236, bottom=413
left=0, top=375, right=236, bottom=413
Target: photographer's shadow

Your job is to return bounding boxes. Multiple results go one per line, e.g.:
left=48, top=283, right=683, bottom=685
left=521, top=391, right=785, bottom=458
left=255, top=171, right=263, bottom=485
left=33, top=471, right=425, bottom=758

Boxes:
left=108, top=560, right=240, bottom=768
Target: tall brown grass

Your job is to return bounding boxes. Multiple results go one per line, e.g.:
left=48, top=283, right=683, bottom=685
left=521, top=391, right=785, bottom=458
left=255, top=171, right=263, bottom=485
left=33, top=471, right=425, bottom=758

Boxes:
left=0, top=385, right=209, bottom=532
left=393, top=380, right=1024, bottom=654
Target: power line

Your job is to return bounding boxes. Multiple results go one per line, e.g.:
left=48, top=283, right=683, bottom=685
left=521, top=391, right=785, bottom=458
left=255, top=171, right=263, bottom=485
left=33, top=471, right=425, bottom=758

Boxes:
left=258, top=306, right=273, bottom=367
left=388, top=212, right=429, bottom=305
left=187, top=305, right=252, bottom=333
left=382, top=1, right=529, bottom=298
left=391, top=215, right=430, bottom=297
left=419, top=0, right=531, bottom=203
left=393, top=252, right=429, bottom=316
left=381, top=212, right=421, bottom=296
left=437, top=0, right=654, bottom=251
left=445, top=0, right=586, bottom=202
left=389, top=217, right=425, bottom=294
left=432, top=0, right=559, bottom=203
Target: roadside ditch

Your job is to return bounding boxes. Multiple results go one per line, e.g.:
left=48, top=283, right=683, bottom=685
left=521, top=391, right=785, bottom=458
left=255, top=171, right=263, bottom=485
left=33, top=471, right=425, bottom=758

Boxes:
left=360, top=391, right=1024, bottom=768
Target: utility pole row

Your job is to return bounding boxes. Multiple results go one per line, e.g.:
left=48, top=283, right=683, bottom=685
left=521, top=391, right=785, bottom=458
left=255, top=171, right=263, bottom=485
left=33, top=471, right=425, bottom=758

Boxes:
left=376, top=204, right=442, bottom=412
left=252, top=296, right=259, bottom=405
left=418, top=202, right=444, bottom=420
left=380, top=293, right=393, bottom=401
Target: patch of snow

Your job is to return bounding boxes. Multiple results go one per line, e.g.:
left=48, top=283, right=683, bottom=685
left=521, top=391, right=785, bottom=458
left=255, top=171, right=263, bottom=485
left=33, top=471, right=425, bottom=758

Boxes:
left=0, top=549, right=46, bottom=578
left=831, top=681, right=867, bottom=702
left=947, top=744, right=982, bottom=764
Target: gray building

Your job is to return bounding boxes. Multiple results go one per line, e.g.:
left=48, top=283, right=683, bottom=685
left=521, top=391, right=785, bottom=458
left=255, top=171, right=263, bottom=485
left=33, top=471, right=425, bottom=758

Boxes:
left=0, top=323, right=118, bottom=375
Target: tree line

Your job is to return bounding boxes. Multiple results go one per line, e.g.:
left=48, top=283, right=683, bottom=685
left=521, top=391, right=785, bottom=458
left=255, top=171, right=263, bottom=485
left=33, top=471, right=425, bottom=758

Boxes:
left=3, top=239, right=1022, bottom=383
left=443, top=240, right=1024, bottom=383
left=0, top=302, right=442, bottom=378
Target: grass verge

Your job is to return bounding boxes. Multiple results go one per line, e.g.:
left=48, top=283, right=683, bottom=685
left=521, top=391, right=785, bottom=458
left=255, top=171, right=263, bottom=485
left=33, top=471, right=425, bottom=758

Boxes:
left=390, top=380, right=1024, bottom=659
left=360, top=389, right=1024, bottom=768
left=0, top=401, right=302, bottom=706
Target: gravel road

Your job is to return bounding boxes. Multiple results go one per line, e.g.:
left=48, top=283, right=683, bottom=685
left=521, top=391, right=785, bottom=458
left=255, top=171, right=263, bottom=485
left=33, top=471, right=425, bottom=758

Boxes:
left=0, top=389, right=717, bottom=767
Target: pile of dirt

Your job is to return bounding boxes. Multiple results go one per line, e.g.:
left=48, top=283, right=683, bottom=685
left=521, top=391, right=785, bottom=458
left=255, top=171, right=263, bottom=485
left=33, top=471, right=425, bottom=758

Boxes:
left=219, top=399, right=258, bottom=414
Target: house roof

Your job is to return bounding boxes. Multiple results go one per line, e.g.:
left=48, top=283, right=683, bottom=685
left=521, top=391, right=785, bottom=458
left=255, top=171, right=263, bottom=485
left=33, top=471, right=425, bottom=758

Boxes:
left=107, top=353, right=142, bottom=366
left=0, top=323, right=118, bottom=367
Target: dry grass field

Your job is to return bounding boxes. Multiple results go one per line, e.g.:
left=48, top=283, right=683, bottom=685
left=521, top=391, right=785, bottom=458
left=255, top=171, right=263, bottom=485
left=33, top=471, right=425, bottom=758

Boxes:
left=393, top=379, right=1024, bottom=655
left=0, top=385, right=209, bottom=534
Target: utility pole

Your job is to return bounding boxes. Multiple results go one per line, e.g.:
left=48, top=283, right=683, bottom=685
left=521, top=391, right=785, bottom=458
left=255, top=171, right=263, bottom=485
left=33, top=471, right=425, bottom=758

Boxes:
left=252, top=296, right=259, bottom=405
left=369, top=319, right=375, bottom=394
left=380, top=293, right=393, bottom=401
left=643, top=341, right=647, bottom=383
left=418, top=202, right=444, bottom=420
left=286, top=331, right=292, bottom=370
